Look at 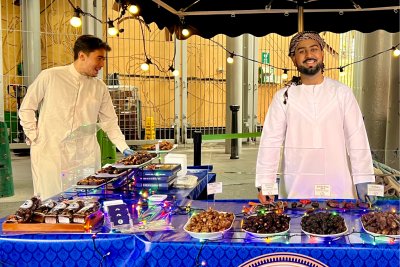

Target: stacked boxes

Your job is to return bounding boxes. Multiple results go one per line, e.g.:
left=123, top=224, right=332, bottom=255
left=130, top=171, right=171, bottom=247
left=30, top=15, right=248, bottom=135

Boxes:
left=145, top=117, right=155, bottom=140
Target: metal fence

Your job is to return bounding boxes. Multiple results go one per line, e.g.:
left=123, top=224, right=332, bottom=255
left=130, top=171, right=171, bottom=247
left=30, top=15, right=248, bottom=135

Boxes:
left=1, top=0, right=361, bottom=147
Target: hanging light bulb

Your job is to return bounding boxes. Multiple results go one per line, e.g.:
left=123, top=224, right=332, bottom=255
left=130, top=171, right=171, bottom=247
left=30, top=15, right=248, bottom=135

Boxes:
left=107, top=20, right=119, bottom=36
left=227, top=53, right=234, bottom=64
left=182, top=28, right=190, bottom=37
left=393, top=47, right=400, bottom=57
left=339, top=67, right=345, bottom=76
left=281, top=69, right=288, bottom=80
left=169, top=66, right=179, bottom=76
left=70, top=8, right=82, bottom=28
left=128, top=5, right=139, bottom=15
left=141, top=58, right=152, bottom=71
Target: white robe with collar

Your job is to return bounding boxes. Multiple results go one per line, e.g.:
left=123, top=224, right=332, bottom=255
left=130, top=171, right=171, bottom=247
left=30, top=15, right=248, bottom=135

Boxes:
left=256, top=77, right=374, bottom=199
left=19, top=64, right=129, bottom=199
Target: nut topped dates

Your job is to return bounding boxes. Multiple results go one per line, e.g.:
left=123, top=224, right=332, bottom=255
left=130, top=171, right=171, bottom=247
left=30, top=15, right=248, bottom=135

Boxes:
left=185, top=208, right=234, bottom=233
left=361, top=211, right=400, bottom=236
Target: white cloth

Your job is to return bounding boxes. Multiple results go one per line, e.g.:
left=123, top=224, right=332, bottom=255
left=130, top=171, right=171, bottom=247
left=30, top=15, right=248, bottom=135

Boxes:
left=19, top=64, right=129, bottom=199
left=256, top=77, right=374, bottom=199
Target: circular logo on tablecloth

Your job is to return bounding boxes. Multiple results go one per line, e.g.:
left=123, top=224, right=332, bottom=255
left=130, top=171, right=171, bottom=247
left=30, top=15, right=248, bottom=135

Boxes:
left=238, top=252, right=328, bottom=267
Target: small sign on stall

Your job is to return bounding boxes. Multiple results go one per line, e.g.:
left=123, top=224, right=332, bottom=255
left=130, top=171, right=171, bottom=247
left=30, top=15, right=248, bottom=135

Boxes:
left=367, top=184, right=384, bottom=197
left=261, top=183, right=279, bottom=196
left=207, top=182, right=223, bottom=195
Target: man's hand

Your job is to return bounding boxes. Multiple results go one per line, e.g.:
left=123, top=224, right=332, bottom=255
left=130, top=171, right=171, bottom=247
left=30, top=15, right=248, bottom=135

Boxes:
left=123, top=148, right=134, bottom=157
left=257, top=191, right=275, bottom=204
left=356, top=182, right=377, bottom=204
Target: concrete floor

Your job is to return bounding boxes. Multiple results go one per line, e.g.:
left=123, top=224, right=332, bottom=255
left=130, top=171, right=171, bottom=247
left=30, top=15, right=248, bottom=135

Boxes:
left=0, top=143, right=259, bottom=218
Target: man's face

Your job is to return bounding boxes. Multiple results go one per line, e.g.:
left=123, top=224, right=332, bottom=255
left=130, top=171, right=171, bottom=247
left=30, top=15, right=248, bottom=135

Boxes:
left=78, top=49, right=106, bottom=77
left=291, top=39, right=324, bottom=76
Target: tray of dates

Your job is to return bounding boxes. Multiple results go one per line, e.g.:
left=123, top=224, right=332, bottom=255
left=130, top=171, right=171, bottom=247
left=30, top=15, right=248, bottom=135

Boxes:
left=184, top=208, right=235, bottom=240
left=94, top=164, right=130, bottom=178
left=113, top=151, right=158, bottom=169
left=140, top=141, right=176, bottom=153
left=361, top=211, right=400, bottom=238
left=242, top=212, right=290, bottom=238
left=301, top=212, right=348, bottom=240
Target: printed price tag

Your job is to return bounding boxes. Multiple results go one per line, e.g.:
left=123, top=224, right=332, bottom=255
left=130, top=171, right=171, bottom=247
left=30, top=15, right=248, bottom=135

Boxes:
left=314, top=184, right=331, bottom=197
left=207, top=182, right=223, bottom=195
left=261, top=183, right=278, bottom=196
left=367, top=184, right=384, bottom=197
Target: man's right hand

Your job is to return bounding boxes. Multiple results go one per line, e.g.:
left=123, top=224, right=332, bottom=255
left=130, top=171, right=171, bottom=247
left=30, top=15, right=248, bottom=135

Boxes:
left=258, top=191, right=275, bottom=204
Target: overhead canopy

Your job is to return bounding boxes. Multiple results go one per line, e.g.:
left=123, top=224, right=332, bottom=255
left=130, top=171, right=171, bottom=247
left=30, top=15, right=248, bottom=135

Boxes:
left=129, top=0, right=400, bottom=39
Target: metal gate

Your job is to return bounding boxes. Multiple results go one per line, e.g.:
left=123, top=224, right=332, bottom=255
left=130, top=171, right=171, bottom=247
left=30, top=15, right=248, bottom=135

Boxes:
left=1, top=0, right=364, bottom=148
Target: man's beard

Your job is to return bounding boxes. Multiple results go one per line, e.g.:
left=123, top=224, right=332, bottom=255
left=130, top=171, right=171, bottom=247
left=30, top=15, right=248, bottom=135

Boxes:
left=297, top=62, right=324, bottom=75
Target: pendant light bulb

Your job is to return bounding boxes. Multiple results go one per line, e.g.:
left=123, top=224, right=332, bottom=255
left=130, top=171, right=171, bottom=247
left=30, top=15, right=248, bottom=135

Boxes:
left=108, top=27, right=119, bottom=36
left=128, top=5, right=139, bottom=15
left=281, top=69, right=288, bottom=80
left=141, top=58, right=152, bottom=71
left=141, top=62, right=150, bottom=71
left=70, top=9, right=82, bottom=28
left=393, top=48, right=400, bottom=57
left=107, top=20, right=119, bottom=36
left=172, top=69, right=180, bottom=76
left=182, top=28, right=190, bottom=37
left=227, top=53, right=234, bottom=64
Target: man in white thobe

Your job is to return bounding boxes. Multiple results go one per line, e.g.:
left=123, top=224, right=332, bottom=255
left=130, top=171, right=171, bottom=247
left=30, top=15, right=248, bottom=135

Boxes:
left=256, top=32, right=375, bottom=202
left=19, top=35, right=134, bottom=199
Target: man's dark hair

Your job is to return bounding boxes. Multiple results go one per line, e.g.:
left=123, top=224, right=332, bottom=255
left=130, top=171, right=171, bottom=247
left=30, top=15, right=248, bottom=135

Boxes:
left=73, top=35, right=111, bottom=60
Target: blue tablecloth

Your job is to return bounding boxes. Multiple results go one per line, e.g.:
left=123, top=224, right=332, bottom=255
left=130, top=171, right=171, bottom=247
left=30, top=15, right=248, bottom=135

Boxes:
left=1, top=200, right=399, bottom=267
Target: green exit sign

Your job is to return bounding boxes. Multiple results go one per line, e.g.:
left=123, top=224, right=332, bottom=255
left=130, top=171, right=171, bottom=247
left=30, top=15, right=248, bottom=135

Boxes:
left=262, top=52, right=270, bottom=64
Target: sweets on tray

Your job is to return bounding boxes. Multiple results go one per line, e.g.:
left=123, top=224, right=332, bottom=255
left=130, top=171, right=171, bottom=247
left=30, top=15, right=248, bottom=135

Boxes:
left=73, top=202, right=101, bottom=224
left=58, top=200, right=85, bottom=224
left=6, top=196, right=41, bottom=223
left=148, top=141, right=173, bottom=151
left=185, top=208, right=234, bottom=233
left=44, top=201, right=70, bottom=224
left=32, top=199, right=57, bottom=223
left=96, top=165, right=125, bottom=174
left=361, top=211, right=400, bottom=236
left=77, top=176, right=107, bottom=185
left=301, top=212, right=347, bottom=235
left=242, top=213, right=290, bottom=234
left=117, top=151, right=156, bottom=165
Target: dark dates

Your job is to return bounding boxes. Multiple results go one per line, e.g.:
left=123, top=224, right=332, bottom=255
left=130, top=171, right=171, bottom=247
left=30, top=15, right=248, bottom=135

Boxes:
left=301, top=212, right=347, bottom=235
left=242, top=212, right=290, bottom=234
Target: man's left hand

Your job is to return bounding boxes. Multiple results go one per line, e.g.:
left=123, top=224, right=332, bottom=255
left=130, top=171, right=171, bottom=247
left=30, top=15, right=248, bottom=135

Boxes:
left=356, top=182, right=377, bottom=204
left=123, top=148, right=134, bottom=157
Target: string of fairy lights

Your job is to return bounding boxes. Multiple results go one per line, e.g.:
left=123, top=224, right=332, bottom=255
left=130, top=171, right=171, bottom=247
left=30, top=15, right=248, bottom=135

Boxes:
left=67, top=1, right=400, bottom=80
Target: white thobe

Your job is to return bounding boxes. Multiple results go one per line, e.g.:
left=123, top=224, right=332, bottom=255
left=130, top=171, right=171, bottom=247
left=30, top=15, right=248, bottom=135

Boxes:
left=256, top=77, right=374, bottom=199
left=19, top=64, right=129, bottom=199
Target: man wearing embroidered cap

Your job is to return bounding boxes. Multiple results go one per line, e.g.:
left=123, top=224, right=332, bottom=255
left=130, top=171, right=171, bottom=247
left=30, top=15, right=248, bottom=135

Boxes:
left=19, top=35, right=134, bottom=199
left=255, top=31, right=376, bottom=203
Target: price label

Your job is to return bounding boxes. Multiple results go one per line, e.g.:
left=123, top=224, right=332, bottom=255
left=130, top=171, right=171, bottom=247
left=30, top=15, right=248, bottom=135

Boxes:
left=314, top=184, right=331, bottom=197
left=207, top=182, right=223, bottom=195
left=261, top=183, right=279, bottom=196
left=367, top=184, right=384, bottom=197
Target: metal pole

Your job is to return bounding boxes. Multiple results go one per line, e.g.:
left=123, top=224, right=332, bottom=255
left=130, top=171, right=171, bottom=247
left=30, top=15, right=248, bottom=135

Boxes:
left=193, top=131, right=202, bottom=166
left=297, top=3, right=304, bottom=32
left=230, top=105, right=240, bottom=159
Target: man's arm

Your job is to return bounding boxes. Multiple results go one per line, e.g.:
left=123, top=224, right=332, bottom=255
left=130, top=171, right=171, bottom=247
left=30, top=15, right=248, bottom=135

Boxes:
left=97, top=84, right=129, bottom=153
left=342, top=90, right=375, bottom=185
left=19, top=71, right=47, bottom=144
left=256, top=91, right=287, bottom=203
